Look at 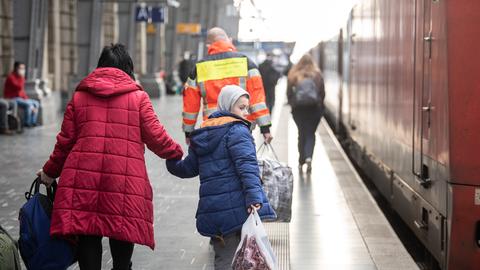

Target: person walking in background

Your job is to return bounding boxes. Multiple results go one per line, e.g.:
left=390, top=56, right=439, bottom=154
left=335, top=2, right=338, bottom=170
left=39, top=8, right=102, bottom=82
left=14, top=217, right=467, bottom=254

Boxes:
left=178, top=51, right=195, bottom=85
left=259, top=53, right=281, bottom=114
left=36, top=44, right=184, bottom=270
left=3, top=61, right=40, bottom=127
left=182, top=27, right=273, bottom=145
left=287, top=54, right=325, bottom=173
left=167, top=85, right=276, bottom=270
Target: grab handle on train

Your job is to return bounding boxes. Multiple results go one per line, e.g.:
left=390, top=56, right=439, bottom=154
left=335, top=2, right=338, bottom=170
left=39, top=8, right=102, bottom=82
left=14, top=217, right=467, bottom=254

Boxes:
left=414, top=207, right=429, bottom=231
left=414, top=220, right=428, bottom=231
left=414, top=164, right=432, bottom=188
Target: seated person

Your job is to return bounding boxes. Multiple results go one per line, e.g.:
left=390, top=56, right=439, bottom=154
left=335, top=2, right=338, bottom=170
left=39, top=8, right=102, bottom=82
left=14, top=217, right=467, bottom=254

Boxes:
left=3, top=61, right=40, bottom=127
left=0, top=98, right=17, bottom=135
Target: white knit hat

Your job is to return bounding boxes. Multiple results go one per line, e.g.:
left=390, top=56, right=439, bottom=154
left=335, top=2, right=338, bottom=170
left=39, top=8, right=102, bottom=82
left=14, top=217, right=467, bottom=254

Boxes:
left=217, top=85, right=250, bottom=112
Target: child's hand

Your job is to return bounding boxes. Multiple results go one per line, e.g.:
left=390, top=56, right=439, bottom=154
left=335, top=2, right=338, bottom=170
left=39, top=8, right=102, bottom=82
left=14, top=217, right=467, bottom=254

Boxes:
left=247, top=204, right=261, bottom=213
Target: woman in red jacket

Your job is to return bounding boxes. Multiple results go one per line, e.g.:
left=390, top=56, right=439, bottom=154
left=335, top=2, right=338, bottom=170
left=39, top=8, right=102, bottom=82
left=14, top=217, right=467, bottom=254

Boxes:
left=36, top=44, right=184, bottom=270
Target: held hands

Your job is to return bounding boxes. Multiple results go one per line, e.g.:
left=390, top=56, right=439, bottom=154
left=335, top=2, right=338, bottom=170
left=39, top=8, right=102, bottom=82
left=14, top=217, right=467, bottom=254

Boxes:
left=36, top=169, right=55, bottom=187
left=247, top=204, right=261, bottom=214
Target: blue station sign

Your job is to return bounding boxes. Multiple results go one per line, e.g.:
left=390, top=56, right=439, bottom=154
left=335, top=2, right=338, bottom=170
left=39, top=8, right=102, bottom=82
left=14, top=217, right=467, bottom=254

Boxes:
left=135, top=6, right=165, bottom=23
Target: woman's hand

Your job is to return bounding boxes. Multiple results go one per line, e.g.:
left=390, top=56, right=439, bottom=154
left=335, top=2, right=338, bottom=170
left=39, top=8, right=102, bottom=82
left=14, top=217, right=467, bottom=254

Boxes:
left=36, top=169, right=55, bottom=187
left=247, top=203, right=261, bottom=213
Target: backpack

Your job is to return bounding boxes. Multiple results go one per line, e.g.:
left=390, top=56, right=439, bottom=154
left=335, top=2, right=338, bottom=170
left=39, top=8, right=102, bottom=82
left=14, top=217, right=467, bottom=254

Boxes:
left=18, top=178, right=75, bottom=270
left=291, top=78, right=319, bottom=107
left=0, top=225, right=21, bottom=270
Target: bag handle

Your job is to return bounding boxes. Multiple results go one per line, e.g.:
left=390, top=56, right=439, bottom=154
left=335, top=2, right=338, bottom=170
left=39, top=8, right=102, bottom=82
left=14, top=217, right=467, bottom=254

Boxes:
left=25, top=177, right=57, bottom=201
left=256, top=142, right=279, bottom=161
left=251, top=207, right=262, bottom=226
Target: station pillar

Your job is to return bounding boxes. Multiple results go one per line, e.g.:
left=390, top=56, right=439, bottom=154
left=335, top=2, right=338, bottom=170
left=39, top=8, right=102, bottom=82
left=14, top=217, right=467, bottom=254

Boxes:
left=13, top=0, right=49, bottom=100
left=68, top=0, right=103, bottom=97
left=139, top=21, right=165, bottom=98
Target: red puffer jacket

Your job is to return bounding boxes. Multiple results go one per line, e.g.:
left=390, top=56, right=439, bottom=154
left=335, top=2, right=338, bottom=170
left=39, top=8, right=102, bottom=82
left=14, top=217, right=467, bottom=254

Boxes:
left=42, top=67, right=183, bottom=249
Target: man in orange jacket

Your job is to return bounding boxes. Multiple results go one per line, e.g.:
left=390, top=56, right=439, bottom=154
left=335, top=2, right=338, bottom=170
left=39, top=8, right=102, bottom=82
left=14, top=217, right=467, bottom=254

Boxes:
left=182, top=27, right=273, bottom=144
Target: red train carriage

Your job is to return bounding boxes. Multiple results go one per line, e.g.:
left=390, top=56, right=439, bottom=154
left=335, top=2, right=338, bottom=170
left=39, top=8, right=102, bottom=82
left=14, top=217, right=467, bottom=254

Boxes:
left=317, top=0, right=480, bottom=269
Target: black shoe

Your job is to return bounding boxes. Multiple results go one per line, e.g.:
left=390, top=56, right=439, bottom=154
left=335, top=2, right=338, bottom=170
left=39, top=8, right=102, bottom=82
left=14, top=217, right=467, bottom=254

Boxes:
left=0, top=128, right=14, bottom=135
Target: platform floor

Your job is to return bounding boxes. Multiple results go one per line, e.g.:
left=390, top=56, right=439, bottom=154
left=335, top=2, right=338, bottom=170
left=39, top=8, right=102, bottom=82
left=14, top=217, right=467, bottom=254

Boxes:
left=0, top=79, right=418, bottom=269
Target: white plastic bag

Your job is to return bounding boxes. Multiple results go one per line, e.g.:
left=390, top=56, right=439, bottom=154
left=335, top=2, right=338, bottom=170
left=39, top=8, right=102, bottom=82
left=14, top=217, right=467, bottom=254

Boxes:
left=232, top=209, right=278, bottom=270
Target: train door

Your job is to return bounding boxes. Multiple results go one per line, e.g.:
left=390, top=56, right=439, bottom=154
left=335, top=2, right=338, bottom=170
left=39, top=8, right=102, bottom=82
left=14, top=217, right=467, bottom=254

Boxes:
left=413, top=0, right=433, bottom=188
left=348, top=9, right=358, bottom=131
left=413, top=0, right=448, bottom=267
left=343, top=12, right=353, bottom=131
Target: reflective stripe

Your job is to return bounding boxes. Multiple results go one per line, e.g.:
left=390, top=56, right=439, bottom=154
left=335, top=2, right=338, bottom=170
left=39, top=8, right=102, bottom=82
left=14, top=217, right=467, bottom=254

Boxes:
left=199, top=82, right=207, bottom=98
left=255, top=114, right=271, bottom=126
left=196, top=57, right=248, bottom=82
left=186, top=77, right=197, bottom=88
left=203, top=107, right=217, bottom=117
left=182, top=112, right=198, bottom=120
left=248, top=68, right=261, bottom=78
left=239, top=77, right=247, bottom=90
left=183, top=123, right=195, bottom=132
left=250, top=103, right=268, bottom=112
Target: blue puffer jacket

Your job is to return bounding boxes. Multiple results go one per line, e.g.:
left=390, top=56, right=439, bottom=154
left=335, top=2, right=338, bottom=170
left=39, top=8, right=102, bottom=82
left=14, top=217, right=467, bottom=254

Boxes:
left=166, top=111, right=276, bottom=238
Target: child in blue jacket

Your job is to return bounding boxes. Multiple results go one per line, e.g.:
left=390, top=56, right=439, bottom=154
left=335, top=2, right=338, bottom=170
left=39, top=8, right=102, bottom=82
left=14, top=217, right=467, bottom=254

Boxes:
left=166, top=85, right=276, bottom=269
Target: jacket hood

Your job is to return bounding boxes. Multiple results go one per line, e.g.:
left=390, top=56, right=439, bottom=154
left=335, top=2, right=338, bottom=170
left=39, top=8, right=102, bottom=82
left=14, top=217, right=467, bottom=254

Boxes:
left=207, top=40, right=237, bottom=55
left=190, top=111, right=250, bottom=156
left=76, top=67, right=141, bottom=97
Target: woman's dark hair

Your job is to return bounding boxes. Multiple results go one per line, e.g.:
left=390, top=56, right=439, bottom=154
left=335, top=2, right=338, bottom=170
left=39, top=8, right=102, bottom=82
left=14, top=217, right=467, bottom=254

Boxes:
left=13, top=61, right=24, bottom=71
left=97, top=43, right=135, bottom=80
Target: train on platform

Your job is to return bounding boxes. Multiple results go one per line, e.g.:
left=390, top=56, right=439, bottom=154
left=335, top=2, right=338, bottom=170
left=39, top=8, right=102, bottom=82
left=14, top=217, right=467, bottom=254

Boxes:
left=311, top=0, right=480, bottom=269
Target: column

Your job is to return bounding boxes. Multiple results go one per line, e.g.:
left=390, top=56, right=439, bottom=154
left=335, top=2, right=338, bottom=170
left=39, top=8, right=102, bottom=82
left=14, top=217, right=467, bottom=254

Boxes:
left=13, top=0, right=49, bottom=99
left=0, top=0, right=14, bottom=89
left=117, top=1, right=137, bottom=63
left=165, top=5, right=178, bottom=73
left=48, top=0, right=61, bottom=92
left=139, top=5, right=166, bottom=98
left=69, top=0, right=103, bottom=95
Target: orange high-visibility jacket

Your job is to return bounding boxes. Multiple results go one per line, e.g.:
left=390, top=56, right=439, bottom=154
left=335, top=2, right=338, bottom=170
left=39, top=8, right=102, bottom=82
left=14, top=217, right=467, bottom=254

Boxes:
left=182, top=40, right=271, bottom=134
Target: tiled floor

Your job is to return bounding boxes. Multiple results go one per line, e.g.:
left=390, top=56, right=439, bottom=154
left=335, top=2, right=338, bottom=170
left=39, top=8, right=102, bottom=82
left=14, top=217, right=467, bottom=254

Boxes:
left=0, top=78, right=418, bottom=269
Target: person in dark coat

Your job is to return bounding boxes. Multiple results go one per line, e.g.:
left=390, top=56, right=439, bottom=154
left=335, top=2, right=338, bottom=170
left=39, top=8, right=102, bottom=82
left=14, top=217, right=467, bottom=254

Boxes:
left=178, top=51, right=195, bottom=85
left=287, top=54, right=325, bottom=173
left=166, top=85, right=276, bottom=270
left=259, top=53, right=281, bottom=113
